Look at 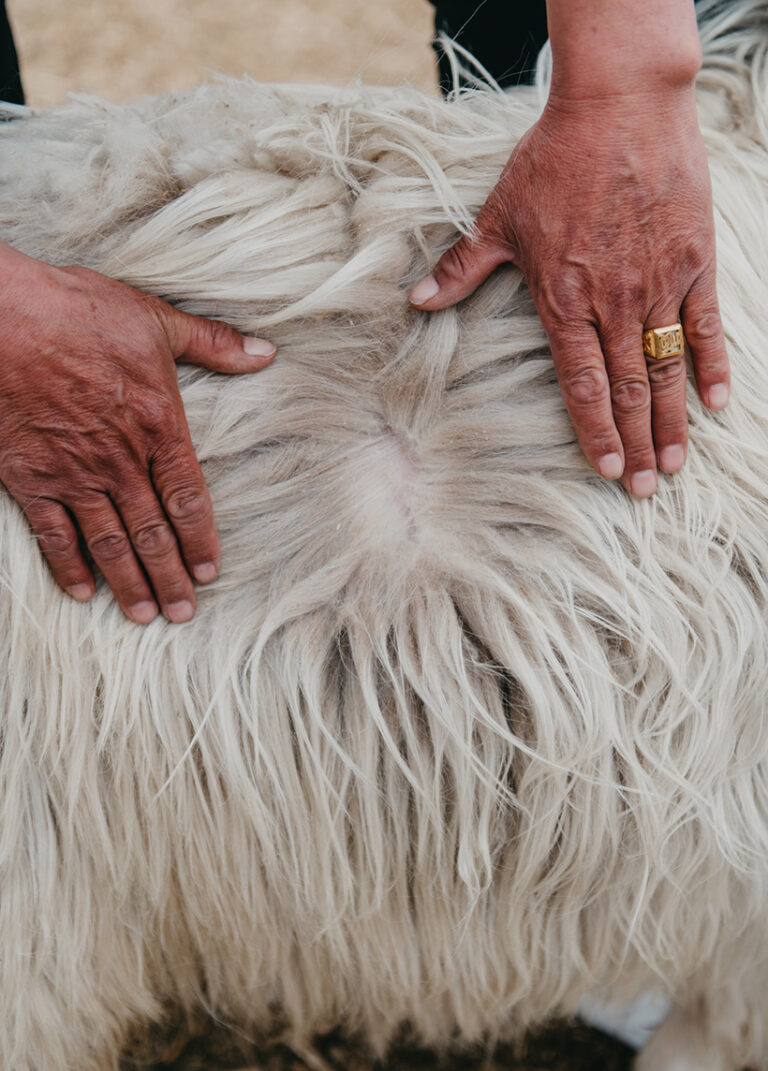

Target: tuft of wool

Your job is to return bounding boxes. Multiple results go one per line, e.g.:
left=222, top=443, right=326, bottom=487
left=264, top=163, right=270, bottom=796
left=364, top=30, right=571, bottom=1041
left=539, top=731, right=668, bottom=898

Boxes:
left=2, top=2, right=768, bottom=1068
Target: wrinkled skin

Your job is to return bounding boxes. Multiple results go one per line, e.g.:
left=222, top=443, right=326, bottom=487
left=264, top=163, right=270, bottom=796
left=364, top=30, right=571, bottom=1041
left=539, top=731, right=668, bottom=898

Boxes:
left=0, top=243, right=275, bottom=623
left=411, top=84, right=730, bottom=497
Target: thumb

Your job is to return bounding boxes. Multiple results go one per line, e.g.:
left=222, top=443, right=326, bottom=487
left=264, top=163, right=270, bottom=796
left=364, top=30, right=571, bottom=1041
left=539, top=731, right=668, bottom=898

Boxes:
left=409, top=230, right=512, bottom=311
left=160, top=304, right=277, bottom=373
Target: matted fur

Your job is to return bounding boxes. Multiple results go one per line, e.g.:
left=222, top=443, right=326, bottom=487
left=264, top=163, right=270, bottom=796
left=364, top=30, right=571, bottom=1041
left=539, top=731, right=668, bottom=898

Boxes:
left=1, top=3, right=768, bottom=1068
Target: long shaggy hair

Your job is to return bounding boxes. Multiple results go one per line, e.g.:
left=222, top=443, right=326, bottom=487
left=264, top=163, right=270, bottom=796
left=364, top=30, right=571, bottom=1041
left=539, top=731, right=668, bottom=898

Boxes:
left=1, top=3, right=768, bottom=1068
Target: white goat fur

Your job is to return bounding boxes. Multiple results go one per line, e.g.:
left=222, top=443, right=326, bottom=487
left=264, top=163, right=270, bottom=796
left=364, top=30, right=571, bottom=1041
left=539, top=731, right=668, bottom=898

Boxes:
left=1, top=4, right=768, bottom=1069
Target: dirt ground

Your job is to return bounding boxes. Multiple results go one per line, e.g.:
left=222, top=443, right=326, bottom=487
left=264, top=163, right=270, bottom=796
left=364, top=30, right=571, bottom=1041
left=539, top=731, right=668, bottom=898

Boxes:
left=7, top=0, right=438, bottom=107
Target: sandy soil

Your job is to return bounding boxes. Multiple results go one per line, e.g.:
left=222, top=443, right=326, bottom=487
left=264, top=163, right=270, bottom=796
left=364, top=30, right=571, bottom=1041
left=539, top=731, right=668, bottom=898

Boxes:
left=7, top=0, right=438, bottom=108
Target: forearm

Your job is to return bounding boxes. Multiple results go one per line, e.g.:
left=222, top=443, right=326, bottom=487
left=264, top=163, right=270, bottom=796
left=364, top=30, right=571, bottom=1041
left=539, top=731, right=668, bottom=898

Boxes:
left=546, top=0, right=702, bottom=101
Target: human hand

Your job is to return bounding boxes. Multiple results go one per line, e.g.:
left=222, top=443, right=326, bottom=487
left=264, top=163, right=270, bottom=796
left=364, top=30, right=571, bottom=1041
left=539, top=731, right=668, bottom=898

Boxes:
left=410, top=86, right=730, bottom=496
left=0, top=242, right=276, bottom=623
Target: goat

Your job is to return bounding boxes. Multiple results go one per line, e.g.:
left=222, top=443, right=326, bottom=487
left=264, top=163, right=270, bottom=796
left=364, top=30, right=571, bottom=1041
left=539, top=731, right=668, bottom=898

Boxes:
left=0, top=3, right=767, bottom=1068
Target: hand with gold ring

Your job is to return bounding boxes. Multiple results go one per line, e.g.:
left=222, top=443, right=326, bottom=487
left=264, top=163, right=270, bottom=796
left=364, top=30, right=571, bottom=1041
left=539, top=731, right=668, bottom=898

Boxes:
left=410, top=0, right=730, bottom=498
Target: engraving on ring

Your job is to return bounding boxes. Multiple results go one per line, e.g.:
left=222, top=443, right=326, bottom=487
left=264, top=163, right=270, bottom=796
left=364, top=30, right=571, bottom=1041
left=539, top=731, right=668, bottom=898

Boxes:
left=643, top=324, right=684, bottom=359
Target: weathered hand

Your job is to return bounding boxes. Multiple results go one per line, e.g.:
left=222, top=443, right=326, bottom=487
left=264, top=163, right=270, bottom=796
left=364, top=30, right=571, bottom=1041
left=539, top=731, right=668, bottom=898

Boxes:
left=0, top=243, right=276, bottom=623
left=410, top=86, right=730, bottom=496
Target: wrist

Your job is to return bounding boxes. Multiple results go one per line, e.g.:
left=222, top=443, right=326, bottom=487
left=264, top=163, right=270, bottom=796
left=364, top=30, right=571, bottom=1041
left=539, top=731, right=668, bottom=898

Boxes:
left=536, top=82, right=704, bottom=178
left=547, top=0, right=702, bottom=103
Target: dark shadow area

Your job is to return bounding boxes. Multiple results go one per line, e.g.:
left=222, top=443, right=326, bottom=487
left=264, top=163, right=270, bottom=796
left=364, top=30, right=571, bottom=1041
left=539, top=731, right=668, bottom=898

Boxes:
left=122, top=1018, right=633, bottom=1071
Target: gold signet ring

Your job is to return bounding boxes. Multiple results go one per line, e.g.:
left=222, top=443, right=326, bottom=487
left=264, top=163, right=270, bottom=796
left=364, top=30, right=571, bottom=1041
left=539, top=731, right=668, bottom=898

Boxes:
left=642, top=323, right=685, bottom=360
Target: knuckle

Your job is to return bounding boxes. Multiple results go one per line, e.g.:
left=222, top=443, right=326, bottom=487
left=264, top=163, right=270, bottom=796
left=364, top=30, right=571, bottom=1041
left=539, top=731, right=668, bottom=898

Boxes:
left=591, top=435, right=622, bottom=458
left=164, top=485, right=209, bottom=524
left=680, top=242, right=711, bottom=279
left=2, top=454, right=38, bottom=491
left=611, top=375, right=651, bottom=416
left=95, top=441, right=130, bottom=477
left=36, top=525, right=76, bottom=558
left=132, top=520, right=175, bottom=558
left=439, top=241, right=474, bottom=282
left=540, top=277, right=585, bottom=326
left=647, top=357, right=685, bottom=391
left=199, top=317, right=234, bottom=354
left=113, top=582, right=152, bottom=608
left=139, top=395, right=175, bottom=438
left=117, top=578, right=153, bottom=603
left=159, top=578, right=194, bottom=604
left=88, top=530, right=130, bottom=563
left=560, top=365, right=607, bottom=408
left=686, top=309, right=723, bottom=349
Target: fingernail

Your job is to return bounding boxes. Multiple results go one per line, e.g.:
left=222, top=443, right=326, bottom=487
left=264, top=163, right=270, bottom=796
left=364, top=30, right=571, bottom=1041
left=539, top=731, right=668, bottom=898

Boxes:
left=165, top=600, right=194, bottom=624
left=242, top=336, right=277, bottom=358
left=598, top=453, right=623, bottom=480
left=630, top=470, right=657, bottom=498
left=130, top=601, right=159, bottom=624
left=68, top=582, right=93, bottom=602
left=193, top=562, right=217, bottom=583
left=410, top=275, right=439, bottom=306
left=659, top=443, right=685, bottom=473
left=707, top=382, right=729, bottom=410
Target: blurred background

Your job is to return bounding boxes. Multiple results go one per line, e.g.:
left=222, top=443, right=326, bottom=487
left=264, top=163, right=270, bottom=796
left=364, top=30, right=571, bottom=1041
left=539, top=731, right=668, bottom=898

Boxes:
left=6, top=0, right=438, bottom=107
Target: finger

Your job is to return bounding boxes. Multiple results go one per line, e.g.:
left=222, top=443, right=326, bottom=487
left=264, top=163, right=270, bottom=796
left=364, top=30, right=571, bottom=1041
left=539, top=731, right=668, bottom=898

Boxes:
left=681, top=274, right=730, bottom=410
left=155, top=301, right=277, bottom=374
left=150, top=445, right=220, bottom=590
left=409, top=199, right=515, bottom=310
left=24, top=499, right=95, bottom=602
left=73, top=495, right=159, bottom=625
left=546, top=322, right=625, bottom=481
left=601, top=328, right=657, bottom=498
left=112, top=481, right=197, bottom=625
left=643, top=306, right=688, bottom=475
left=409, top=236, right=510, bottom=310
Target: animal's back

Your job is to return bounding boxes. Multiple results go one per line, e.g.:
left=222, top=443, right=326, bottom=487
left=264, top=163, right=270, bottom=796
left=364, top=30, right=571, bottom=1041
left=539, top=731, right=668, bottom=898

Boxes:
left=1, top=4, right=768, bottom=1067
